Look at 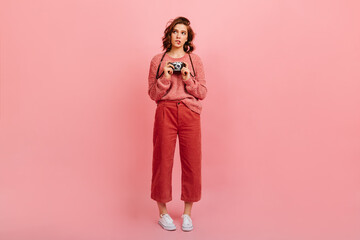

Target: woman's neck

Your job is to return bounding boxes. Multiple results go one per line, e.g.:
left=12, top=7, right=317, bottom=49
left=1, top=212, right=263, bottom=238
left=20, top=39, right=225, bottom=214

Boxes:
left=167, top=48, right=186, bottom=58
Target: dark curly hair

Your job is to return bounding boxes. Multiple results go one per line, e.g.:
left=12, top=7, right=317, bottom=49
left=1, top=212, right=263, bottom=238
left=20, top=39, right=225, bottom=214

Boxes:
left=162, top=16, right=195, bottom=53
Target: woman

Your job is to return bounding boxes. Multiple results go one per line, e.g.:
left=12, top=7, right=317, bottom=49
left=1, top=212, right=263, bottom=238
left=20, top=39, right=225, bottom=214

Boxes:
left=148, top=16, right=207, bottom=231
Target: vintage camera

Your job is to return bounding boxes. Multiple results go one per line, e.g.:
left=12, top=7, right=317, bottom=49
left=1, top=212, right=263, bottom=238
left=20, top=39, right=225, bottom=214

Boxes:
left=169, top=62, right=185, bottom=72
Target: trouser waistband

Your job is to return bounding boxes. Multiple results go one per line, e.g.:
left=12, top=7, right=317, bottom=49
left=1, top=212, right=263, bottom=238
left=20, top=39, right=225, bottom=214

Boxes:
left=157, top=100, right=183, bottom=106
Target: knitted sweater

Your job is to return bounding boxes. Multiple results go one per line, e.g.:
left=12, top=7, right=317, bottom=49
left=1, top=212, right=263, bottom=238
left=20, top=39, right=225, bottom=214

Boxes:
left=148, top=52, right=207, bottom=114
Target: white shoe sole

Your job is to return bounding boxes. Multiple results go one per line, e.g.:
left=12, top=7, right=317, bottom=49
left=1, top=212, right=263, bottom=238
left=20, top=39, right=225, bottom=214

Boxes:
left=158, top=221, right=176, bottom=231
left=182, top=225, right=193, bottom=231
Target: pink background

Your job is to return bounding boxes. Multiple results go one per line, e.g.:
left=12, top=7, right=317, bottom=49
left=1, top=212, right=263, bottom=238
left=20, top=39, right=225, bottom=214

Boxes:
left=1, top=0, right=360, bottom=239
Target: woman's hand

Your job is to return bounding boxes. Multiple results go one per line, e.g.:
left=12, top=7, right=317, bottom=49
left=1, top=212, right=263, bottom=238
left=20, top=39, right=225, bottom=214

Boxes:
left=181, top=62, right=191, bottom=81
left=163, top=61, right=174, bottom=80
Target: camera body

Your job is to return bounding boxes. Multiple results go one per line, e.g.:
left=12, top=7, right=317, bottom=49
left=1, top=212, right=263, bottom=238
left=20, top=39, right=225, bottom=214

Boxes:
left=169, top=62, right=185, bottom=72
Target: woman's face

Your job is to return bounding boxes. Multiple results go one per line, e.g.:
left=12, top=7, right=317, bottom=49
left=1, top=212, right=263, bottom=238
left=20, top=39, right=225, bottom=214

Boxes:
left=171, top=24, right=188, bottom=49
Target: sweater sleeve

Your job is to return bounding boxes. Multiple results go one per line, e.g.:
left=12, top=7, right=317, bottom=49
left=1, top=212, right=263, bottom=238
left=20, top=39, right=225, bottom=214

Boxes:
left=148, top=56, right=171, bottom=101
left=182, top=55, right=207, bottom=100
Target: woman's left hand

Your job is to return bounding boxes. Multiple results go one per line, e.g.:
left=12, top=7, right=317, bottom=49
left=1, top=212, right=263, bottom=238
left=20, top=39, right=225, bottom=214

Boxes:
left=181, top=62, right=191, bottom=81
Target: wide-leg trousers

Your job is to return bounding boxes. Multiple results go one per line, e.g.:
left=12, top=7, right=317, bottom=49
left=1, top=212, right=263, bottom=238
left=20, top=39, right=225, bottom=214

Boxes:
left=151, top=100, right=202, bottom=203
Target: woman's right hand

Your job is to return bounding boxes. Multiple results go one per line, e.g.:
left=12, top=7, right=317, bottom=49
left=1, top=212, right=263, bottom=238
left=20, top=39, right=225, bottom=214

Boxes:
left=164, top=61, right=174, bottom=79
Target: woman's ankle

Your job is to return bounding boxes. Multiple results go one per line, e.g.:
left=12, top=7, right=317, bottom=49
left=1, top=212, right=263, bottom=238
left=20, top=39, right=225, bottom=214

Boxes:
left=157, top=201, right=167, bottom=214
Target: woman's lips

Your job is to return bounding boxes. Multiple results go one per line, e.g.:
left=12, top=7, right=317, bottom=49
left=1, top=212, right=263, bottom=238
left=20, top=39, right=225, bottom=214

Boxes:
left=175, top=40, right=181, bottom=44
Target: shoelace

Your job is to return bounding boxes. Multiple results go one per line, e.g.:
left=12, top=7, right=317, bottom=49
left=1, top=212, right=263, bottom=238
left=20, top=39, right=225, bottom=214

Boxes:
left=161, top=214, right=173, bottom=223
left=182, top=214, right=192, bottom=224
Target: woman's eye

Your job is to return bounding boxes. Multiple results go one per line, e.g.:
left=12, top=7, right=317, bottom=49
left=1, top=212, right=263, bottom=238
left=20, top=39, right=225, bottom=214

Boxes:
left=182, top=32, right=186, bottom=35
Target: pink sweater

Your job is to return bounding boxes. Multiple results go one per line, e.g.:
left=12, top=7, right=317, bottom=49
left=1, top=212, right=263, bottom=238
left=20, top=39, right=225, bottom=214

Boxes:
left=148, top=52, right=207, bottom=114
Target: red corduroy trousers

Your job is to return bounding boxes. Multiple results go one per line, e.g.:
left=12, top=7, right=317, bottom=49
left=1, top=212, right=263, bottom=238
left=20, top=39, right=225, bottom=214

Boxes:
left=151, top=100, right=202, bottom=203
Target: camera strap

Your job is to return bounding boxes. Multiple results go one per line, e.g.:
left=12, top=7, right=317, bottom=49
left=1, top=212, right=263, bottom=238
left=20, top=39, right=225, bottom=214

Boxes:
left=156, top=51, right=196, bottom=79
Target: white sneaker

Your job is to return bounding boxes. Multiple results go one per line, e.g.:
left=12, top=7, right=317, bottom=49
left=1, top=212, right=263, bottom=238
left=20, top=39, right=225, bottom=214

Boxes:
left=181, top=214, right=194, bottom=231
left=158, top=213, right=176, bottom=231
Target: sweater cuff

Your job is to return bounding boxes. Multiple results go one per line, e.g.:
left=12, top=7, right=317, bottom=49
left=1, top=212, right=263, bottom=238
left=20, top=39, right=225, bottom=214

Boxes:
left=183, top=77, right=196, bottom=88
left=157, top=77, right=171, bottom=90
